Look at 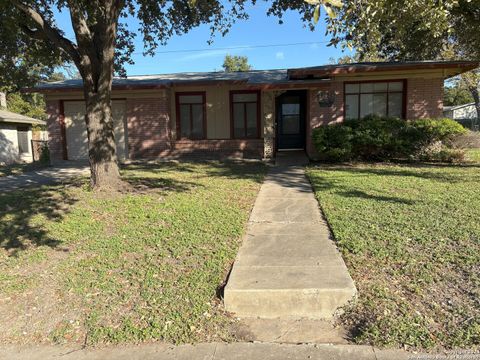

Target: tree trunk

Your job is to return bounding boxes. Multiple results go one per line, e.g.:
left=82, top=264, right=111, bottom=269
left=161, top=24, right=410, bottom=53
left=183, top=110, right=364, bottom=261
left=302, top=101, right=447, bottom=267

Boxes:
left=471, top=88, right=480, bottom=128
left=84, top=90, right=123, bottom=190
left=11, top=0, right=126, bottom=190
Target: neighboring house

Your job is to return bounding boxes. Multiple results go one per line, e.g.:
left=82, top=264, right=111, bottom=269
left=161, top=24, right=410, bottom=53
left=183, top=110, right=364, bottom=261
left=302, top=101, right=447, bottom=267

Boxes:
left=443, top=102, right=477, bottom=120
left=443, top=102, right=479, bottom=130
left=31, top=61, right=478, bottom=161
left=0, top=109, right=47, bottom=164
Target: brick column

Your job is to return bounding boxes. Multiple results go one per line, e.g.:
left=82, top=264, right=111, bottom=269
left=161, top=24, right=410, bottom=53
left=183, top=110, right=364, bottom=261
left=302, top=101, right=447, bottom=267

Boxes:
left=262, top=91, right=275, bottom=159
left=45, top=100, right=66, bottom=161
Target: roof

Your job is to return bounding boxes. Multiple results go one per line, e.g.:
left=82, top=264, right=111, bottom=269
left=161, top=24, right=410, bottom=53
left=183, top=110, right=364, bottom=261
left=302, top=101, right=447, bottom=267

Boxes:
left=0, top=109, right=46, bottom=125
left=32, top=69, right=290, bottom=92
left=288, top=60, right=479, bottom=78
left=30, top=60, right=479, bottom=93
left=443, top=102, right=475, bottom=112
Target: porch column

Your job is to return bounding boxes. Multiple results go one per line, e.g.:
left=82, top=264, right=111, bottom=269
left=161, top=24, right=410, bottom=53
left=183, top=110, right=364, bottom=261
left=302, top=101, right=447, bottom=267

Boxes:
left=262, top=91, right=275, bottom=159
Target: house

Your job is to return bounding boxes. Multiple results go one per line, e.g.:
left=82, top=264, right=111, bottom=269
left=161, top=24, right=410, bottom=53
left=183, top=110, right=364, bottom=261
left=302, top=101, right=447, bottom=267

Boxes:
left=0, top=109, right=47, bottom=164
left=31, top=61, right=478, bottom=161
left=443, top=102, right=478, bottom=130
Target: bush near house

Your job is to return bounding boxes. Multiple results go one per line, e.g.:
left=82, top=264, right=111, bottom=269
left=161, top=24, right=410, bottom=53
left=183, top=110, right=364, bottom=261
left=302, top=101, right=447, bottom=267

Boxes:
left=312, top=116, right=466, bottom=162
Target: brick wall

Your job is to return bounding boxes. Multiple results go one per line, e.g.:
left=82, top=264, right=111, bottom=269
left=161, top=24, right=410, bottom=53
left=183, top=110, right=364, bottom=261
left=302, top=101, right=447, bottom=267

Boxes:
left=307, top=82, right=344, bottom=158
left=126, top=96, right=171, bottom=159
left=126, top=94, right=264, bottom=160
left=167, top=139, right=264, bottom=159
left=45, top=100, right=65, bottom=161
left=406, top=77, right=444, bottom=119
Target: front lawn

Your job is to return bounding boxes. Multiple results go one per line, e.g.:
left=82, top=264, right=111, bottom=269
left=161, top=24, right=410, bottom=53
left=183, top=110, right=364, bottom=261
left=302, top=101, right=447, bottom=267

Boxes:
left=0, top=161, right=266, bottom=345
left=466, top=148, right=480, bottom=163
left=307, top=164, right=480, bottom=350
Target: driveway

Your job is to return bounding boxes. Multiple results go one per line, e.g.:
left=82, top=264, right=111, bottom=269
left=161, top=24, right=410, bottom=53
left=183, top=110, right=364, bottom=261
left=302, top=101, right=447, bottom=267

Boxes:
left=0, top=161, right=89, bottom=192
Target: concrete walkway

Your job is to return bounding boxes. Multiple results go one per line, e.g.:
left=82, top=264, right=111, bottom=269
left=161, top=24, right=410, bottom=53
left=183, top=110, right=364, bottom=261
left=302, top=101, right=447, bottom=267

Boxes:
left=224, top=164, right=357, bottom=319
left=0, top=342, right=415, bottom=360
left=0, top=161, right=89, bottom=191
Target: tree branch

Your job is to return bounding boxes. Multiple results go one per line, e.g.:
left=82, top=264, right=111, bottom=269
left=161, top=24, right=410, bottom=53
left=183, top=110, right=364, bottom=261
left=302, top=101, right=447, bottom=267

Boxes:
left=67, top=1, right=92, bottom=43
left=19, top=25, right=46, bottom=40
left=11, top=0, right=82, bottom=67
left=66, top=0, right=101, bottom=85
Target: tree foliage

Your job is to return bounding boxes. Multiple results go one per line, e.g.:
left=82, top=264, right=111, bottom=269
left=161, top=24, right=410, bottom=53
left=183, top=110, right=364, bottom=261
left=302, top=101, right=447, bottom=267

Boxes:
left=222, top=54, right=252, bottom=72
left=5, top=92, right=46, bottom=120
left=444, top=80, right=475, bottom=107
left=324, top=0, right=479, bottom=61
left=0, top=2, right=65, bottom=90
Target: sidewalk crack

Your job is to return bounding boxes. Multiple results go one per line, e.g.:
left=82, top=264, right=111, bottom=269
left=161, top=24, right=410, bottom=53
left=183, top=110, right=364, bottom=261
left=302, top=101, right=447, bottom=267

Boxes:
left=211, top=342, right=218, bottom=360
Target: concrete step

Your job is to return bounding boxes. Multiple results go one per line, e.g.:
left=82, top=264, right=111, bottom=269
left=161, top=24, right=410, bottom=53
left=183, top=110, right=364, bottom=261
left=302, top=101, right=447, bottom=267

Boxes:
left=275, top=150, right=310, bottom=166
left=224, top=265, right=356, bottom=319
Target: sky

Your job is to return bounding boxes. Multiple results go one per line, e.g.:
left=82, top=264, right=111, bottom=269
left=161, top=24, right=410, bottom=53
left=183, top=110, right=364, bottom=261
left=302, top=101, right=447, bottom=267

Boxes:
left=54, top=2, right=352, bottom=76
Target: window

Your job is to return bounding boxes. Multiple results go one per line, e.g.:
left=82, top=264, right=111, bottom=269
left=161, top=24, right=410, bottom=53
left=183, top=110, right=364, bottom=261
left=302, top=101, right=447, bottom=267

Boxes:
left=344, top=81, right=405, bottom=120
left=230, top=91, right=260, bottom=139
left=176, top=92, right=206, bottom=139
left=17, top=126, right=29, bottom=154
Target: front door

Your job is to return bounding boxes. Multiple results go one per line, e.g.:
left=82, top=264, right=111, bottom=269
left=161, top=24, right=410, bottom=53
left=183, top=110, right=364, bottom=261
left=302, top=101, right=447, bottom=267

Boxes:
left=276, top=91, right=306, bottom=150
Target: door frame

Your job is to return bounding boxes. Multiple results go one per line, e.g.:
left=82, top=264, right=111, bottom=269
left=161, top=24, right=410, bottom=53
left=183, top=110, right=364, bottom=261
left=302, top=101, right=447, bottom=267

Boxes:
left=275, top=90, right=307, bottom=151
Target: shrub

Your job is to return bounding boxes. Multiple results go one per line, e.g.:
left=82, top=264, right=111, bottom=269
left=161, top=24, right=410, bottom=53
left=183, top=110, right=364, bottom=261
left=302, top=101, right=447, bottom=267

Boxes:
left=409, top=118, right=466, bottom=146
left=39, top=142, right=50, bottom=165
left=312, top=116, right=467, bottom=162
left=312, top=124, right=353, bottom=161
left=350, top=115, right=410, bottom=160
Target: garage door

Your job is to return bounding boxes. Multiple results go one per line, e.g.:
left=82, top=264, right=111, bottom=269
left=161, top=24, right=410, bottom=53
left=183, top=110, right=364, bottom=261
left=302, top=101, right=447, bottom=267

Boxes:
left=64, top=101, right=127, bottom=161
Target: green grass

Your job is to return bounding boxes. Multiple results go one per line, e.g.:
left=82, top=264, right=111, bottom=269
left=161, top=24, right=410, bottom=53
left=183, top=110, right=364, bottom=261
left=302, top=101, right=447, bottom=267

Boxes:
left=0, top=162, right=46, bottom=177
left=0, top=161, right=266, bottom=345
left=466, top=148, right=480, bottom=163
left=307, top=163, right=480, bottom=350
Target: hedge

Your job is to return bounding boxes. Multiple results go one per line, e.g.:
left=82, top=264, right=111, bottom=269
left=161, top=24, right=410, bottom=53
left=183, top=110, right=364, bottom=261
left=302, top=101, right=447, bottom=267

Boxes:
left=312, top=116, right=467, bottom=162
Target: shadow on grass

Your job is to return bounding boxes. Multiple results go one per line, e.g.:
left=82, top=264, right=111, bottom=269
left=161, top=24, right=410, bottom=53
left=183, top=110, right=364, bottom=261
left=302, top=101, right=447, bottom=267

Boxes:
left=123, top=160, right=266, bottom=186
left=1, top=160, right=266, bottom=256
left=311, top=162, right=480, bottom=184
left=307, top=163, right=480, bottom=205
left=0, top=183, right=79, bottom=256
left=338, top=190, right=416, bottom=205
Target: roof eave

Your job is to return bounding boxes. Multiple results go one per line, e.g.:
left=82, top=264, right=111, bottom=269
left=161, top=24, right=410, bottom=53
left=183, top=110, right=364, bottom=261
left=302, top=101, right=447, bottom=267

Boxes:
left=288, top=61, right=479, bottom=78
left=25, top=79, right=256, bottom=93
left=0, top=118, right=46, bottom=125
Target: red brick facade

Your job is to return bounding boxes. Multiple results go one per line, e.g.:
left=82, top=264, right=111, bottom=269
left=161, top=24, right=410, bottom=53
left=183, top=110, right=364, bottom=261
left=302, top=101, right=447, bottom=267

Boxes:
left=406, top=78, right=444, bottom=119
left=45, top=100, right=66, bottom=161
left=168, top=139, right=264, bottom=159
left=44, top=76, right=444, bottom=161
left=307, top=82, right=344, bottom=157
left=126, top=96, right=171, bottom=159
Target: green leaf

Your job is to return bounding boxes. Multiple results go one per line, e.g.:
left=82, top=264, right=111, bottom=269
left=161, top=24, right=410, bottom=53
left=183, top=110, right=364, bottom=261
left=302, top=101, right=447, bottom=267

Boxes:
left=313, top=4, right=320, bottom=24
left=323, top=4, right=337, bottom=19
left=325, top=0, right=343, bottom=8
